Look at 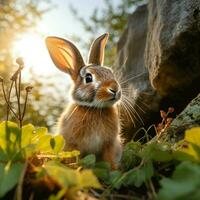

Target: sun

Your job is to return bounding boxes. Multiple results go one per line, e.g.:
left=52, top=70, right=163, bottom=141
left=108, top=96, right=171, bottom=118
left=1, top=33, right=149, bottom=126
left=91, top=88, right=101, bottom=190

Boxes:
left=13, top=33, right=56, bottom=76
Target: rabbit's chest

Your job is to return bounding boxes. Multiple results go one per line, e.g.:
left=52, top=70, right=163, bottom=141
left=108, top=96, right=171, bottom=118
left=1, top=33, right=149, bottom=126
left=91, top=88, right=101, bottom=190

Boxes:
left=60, top=105, right=120, bottom=154
left=81, top=132, right=104, bottom=154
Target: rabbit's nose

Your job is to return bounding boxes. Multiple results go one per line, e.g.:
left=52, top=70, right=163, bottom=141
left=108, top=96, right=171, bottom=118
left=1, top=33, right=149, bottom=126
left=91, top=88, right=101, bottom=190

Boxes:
left=109, top=88, right=117, bottom=95
left=108, top=88, right=121, bottom=100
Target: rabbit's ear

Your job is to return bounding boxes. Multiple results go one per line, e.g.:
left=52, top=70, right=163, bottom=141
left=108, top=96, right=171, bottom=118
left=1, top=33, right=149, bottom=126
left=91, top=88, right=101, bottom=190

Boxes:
left=46, top=37, right=85, bottom=80
left=88, top=33, right=109, bottom=66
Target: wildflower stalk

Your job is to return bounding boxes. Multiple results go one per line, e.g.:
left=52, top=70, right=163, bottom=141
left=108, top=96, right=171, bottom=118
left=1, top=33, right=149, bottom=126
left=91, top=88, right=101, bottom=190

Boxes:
left=22, top=86, right=33, bottom=120
left=6, top=81, right=14, bottom=120
left=1, top=58, right=32, bottom=129
left=1, top=80, right=18, bottom=119
left=18, top=70, right=22, bottom=127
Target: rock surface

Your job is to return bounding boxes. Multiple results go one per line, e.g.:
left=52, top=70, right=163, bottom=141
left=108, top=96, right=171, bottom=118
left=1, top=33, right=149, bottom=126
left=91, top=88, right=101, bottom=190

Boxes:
left=115, top=4, right=161, bottom=141
left=115, top=0, right=200, bottom=140
left=146, top=0, right=200, bottom=95
left=167, top=93, right=200, bottom=138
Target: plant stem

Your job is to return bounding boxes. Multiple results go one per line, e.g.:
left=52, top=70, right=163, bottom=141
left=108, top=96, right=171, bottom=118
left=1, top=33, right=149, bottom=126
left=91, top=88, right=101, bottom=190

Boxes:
left=14, top=70, right=22, bottom=128
left=16, top=160, right=28, bottom=200
left=1, top=82, right=18, bottom=119
left=18, top=71, right=22, bottom=121
left=149, top=179, right=157, bottom=199
left=6, top=81, right=14, bottom=120
left=22, top=91, right=28, bottom=120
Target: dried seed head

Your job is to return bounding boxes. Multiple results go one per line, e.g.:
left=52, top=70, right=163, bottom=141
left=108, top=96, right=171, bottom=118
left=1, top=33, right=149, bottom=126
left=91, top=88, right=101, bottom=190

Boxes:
left=16, top=57, right=24, bottom=66
left=166, top=118, right=173, bottom=123
left=25, top=86, right=33, bottom=92
left=168, top=107, right=174, bottom=113
left=160, top=110, right=167, bottom=119
left=0, top=76, right=3, bottom=82
left=10, top=68, right=21, bottom=81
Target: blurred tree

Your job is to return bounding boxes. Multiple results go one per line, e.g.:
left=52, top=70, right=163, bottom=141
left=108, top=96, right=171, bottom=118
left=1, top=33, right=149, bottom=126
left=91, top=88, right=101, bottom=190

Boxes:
left=70, top=0, right=146, bottom=66
left=0, top=0, right=57, bottom=129
left=0, top=0, right=50, bottom=76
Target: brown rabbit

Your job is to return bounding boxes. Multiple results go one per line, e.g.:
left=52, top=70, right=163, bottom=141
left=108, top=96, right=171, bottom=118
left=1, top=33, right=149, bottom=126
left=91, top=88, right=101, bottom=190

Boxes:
left=46, top=33, right=122, bottom=169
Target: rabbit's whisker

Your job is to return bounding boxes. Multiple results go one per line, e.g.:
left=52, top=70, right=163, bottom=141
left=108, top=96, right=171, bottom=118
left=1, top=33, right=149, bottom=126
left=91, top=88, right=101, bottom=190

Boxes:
left=125, top=94, right=149, bottom=110
left=116, top=70, right=144, bottom=83
left=120, top=99, right=136, bottom=127
left=66, top=105, right=78, bottom=121
left=122, top=95, right=144, bottom=126
left=120, top=72, right=147, bottom=85
left=134, top=102, right=146, bottom=113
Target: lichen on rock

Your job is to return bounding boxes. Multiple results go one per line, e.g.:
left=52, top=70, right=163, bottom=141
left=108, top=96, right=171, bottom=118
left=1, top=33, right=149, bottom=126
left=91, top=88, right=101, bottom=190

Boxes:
left=167, top=93, right=200, bottom=138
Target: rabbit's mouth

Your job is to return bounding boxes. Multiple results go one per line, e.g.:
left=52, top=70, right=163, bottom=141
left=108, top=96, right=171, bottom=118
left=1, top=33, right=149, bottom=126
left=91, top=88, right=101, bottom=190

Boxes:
left=109, top=97, right=116, bottom=101
left=107, top=95, right=120, bottom=102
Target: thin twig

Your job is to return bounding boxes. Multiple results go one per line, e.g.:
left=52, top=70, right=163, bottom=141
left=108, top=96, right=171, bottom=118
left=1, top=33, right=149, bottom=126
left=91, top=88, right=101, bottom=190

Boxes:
left=6, top=81, right=14, bottom=120
left=15, top=79, right=22, bottom=127
left=18, top=71, right=22, bottom=127
left=22, top=91, right=28, bottom=119
left=149, top=179, right=157, bottom=199
left=1, top=82, right=18, bottom=119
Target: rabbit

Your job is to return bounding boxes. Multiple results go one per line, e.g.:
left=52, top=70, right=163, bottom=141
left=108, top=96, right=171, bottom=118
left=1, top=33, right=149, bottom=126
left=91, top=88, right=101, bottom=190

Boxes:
left=45, top=33, right=122, bottom=169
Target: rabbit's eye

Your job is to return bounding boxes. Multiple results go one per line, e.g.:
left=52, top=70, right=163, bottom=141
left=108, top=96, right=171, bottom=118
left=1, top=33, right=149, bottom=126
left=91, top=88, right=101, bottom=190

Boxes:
left=85, top=73, right=93, bottom=83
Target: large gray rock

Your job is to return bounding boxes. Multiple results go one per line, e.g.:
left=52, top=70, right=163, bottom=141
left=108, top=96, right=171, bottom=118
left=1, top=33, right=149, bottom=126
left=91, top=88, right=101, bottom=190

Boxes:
left=146, top=0, right=200, bottom=95
left=115, top=1, right=200, bottom=140
left=167, top=93, right=200, bottom=138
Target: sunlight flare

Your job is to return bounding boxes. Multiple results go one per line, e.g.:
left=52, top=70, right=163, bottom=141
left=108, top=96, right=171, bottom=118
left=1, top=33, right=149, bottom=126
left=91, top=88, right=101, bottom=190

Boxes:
left=13, top=33, right=56, bottom=75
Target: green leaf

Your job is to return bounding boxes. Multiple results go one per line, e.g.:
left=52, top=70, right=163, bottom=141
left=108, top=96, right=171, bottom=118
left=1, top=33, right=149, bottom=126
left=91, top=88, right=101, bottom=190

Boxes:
left=51, top=135, right=65, bottom=153
left=31, top=127, right=48, bottom=143
left=140, top=142, right=173, bottom=162
left=0, top=150, right=9, bottom=162
left=44, top=161, right=78, bottom=189
left=121, top=141, right=141, bottom=170
left=0, top=162, right=24, bottom=198
left=158, top=162, right=200, bottom=200
left=50, top=138, right=56, bottom=150
left=36, top=134, right=52, bottom=152
left=0, top=121, right=20, bottom=152
left=143, top=161, right=154, bottom=180
left=21, top=124, right=35, bottom=148
left=79, top=154, right=96, bottom=168
left=43, top=161, right=101, bottom=191
left=112, top=161, right=154, bottom=189
left=93, top=162, right=110, bottom=181
left=108, top=170, right=122, bottom=188
left=174, top=127, right=200, bottom=162
left=80, top=170, right=101, bottom=189
left=125, top=169, right=146, bottom=187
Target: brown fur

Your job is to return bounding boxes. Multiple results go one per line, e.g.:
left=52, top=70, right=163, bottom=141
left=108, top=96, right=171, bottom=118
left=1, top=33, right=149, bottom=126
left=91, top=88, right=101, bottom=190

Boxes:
left=58, top=104, right=121, bottom=169
left=46, top=33, right=123, bottom=169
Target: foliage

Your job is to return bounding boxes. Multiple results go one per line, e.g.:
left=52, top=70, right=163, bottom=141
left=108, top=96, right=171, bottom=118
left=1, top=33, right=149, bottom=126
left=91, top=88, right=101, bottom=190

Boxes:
left=0, top=120, right=100, bottom=199
left=1, top=119, right=200, bottom=199
left=158, top=162, right=200, bottom=200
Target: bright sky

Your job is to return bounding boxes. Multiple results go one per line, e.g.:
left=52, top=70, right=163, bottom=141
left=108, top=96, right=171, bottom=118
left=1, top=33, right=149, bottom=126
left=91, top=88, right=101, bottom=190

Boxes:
left=13, top=0, right=121, bottom=79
